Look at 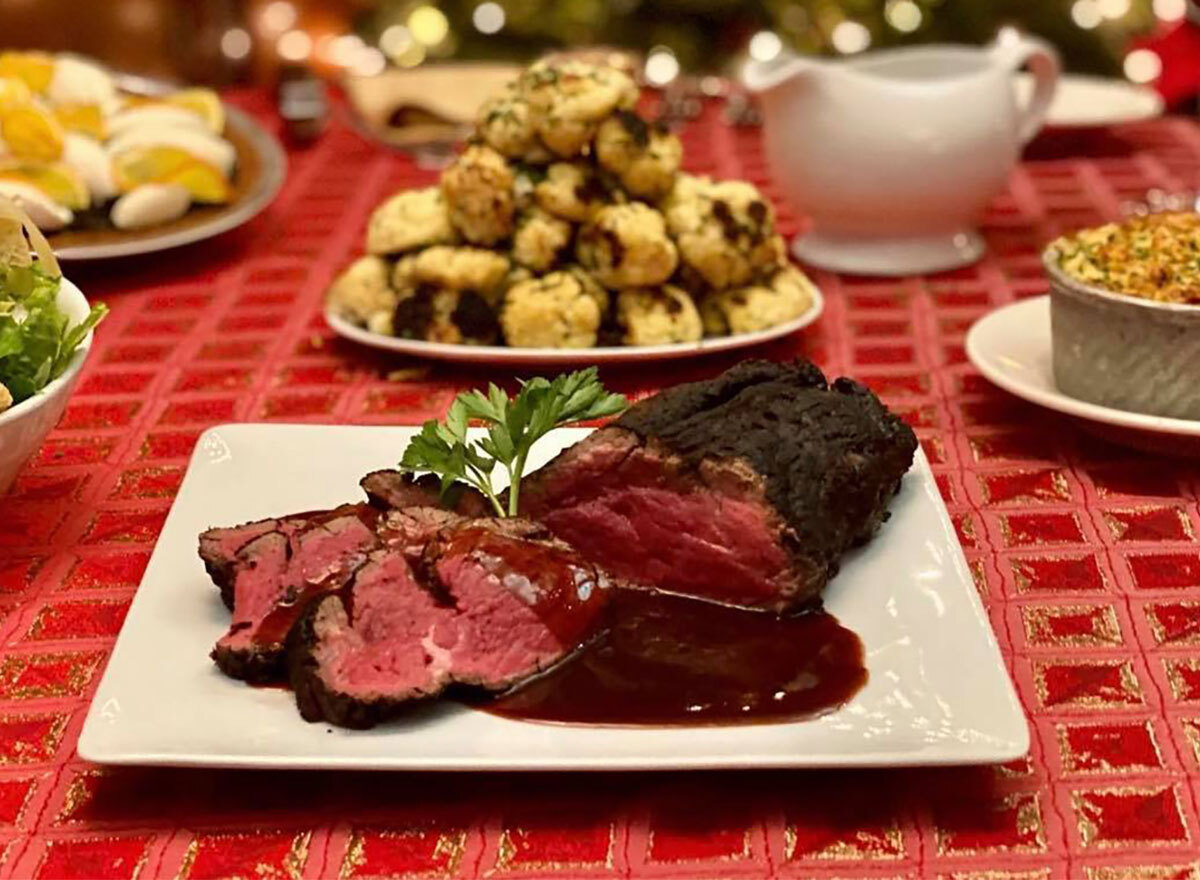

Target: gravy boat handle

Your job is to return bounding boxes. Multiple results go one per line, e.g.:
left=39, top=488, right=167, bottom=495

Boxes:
left=991, top=30, right=1061, bottom=145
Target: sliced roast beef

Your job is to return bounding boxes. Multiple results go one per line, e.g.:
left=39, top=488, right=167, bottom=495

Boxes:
left=520, top=359, right=917, bottom=611
left=360, top=470, right=490, bottom=516
left=287, top=517, right=611, bottom=728
left=200, top=472, right=488, bottom=683
left=199, top=518, right=280, bottom=609
left=210, top=504, right=383, bottom=681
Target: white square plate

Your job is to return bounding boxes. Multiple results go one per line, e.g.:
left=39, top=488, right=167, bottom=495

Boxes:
left=79, top=424, right=1028, bottom=770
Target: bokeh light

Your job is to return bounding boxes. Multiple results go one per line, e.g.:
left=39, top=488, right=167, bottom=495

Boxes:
left=748, top=31, right=783, bottom=62
left=408, top=6, right=450, bottom=46
left=1097, top=0, right=1131, bottom=18
left=220, top=27, right=253, bottom=61
left=327, top=34, right=364, bottom=66
left=1071, top=0, right=1102, bottom=28
left=1153, top=0, right=1187, bottom=19
left=885, top=0, right=923, bottom=33
left=379, top=24, right=413, bottom=56
left=259, top=1, right=297, bottom=35
left=473, top=2, right=506, bottom=34
left=393, top=42, right=426, bottom=68
left=831, top=21, right=871, bottom=54
left=277, top=29, right=312, bottom=62
left=644, top=47, right=679, bottom=86
left=1123, top=48, right=1162, bottom=84
left=351, top=46, right=388, bottom=76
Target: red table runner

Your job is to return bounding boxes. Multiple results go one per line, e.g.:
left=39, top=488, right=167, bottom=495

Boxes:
left=2, top=89, right=1200, bottom=880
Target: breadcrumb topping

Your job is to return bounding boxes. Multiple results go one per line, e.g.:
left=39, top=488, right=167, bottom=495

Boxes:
left=1053, top=212, right=1200, bottom=304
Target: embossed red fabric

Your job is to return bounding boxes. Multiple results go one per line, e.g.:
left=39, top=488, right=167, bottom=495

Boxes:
left=1, top=89, right=1200, bottom=878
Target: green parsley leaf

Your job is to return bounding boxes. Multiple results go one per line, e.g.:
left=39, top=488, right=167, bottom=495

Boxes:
left=398, top=367, right=628, bottom=516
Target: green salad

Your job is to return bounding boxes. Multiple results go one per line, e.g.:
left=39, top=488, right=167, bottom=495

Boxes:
left=0, top=197, right=106, bottom=413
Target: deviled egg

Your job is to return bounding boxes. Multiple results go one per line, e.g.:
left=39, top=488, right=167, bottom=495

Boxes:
left=110, top=183, right=191, bottom=230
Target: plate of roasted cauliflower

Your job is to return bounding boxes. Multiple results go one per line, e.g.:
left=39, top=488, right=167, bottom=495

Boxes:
left=324, top=58, right=822, bottom=364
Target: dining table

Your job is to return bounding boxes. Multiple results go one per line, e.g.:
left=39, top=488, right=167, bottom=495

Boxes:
left=2, top=86, right=1200, bottom=880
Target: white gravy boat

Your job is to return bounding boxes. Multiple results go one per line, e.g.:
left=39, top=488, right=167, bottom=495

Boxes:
left=743, top=32, right=1060, bottom=276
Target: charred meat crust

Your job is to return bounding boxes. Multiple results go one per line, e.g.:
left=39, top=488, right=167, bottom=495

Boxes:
left=211, top=641, right=288, bottom=684
left=206, top=559, right=238, bottom=611
left=613, top=358, right=916, bottom=555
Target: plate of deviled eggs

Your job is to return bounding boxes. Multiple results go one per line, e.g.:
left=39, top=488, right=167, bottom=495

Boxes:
left=0, top=51, right=286, bottom=260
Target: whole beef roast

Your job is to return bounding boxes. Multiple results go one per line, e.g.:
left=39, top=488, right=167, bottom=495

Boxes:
left=519, top=359, right=918, bottom=611
left=287, top=517, right=611, bottom=728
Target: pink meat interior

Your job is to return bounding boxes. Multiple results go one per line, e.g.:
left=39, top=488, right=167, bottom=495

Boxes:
left=311, top=552, right=451, bottom=697
left=217, top=514, right=378, bottom=653
left=526, top=436, right=793, bottom=607
left=306, top=523, right=610, bottom=702
left=432, top=554, right=575, bottom=688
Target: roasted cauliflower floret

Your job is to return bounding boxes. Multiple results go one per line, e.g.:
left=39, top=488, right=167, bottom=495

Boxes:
left=366, top=187, right=456, bottom=255
left=392, top=287, right=500, bottom=345
left=500, top=270, right=605, bottom=348
left=576, top=202, right=678, bottom=289
left=616, top=285, right=703, bottom=346
left=534, top=161, right=619, bottom=222
left=662, top=176, right=783, bottom=289
left=699, top=264, right=816, bottom=336
left=326, top=255, right=398, bottom=327
left=440, top=145, right=515, bottom=246
left=512, top=208, right=573, bottom=272
left=594, top=110, right=682, bottom=200
left=523, top=60, right=638, bottom=157
left=476, top=86, right=541, bottom=159
left=409, top=245, right=511, bottom=293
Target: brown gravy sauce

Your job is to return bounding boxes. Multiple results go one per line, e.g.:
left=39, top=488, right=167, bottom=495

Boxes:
left=479, top=590, right=866, bottom=726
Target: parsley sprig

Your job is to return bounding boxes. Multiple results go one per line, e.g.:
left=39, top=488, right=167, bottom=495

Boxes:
left=400, top=367, right=627, bottom=517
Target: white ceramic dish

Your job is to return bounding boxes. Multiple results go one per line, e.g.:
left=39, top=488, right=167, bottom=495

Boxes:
left=51, top=106, right=286, bottom=261
left=324, top=286, right=823, bottom=366
left=0, top=278, right=95, bottom=494
left=1015, top=73, right=1163, bottom=128
left=744, top=35, right=1059, bottom=276
left=966, top=296, right=1200, bottom=440
left=79, top=423, right=1027, bottom=771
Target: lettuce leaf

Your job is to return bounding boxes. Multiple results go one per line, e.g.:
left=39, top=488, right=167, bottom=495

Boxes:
left=0, top=264, right=107, bottom=405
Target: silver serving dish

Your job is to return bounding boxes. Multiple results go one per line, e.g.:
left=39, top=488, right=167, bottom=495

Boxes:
left=1044, top=244, right=1200, bottom=420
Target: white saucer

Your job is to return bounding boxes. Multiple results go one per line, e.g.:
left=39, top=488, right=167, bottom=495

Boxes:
left=791, top=229, right=984, bottom=277
left=966, top=296, right=1200, bottom=447
left=1015, top=73, right=1163, bottom=128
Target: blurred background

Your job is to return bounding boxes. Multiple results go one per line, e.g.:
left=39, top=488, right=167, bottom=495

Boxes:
left=1, top=0, right=1196, bottom=107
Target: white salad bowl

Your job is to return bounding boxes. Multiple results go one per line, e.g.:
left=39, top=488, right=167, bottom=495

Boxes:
left=0, top=277, right=96, bottom=494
